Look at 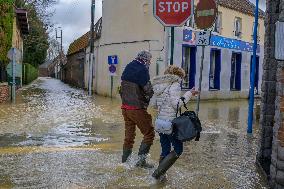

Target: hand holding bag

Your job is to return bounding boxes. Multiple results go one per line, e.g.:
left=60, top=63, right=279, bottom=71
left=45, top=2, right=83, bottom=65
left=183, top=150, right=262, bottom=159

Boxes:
left=172, top=97, right=202, bottom=142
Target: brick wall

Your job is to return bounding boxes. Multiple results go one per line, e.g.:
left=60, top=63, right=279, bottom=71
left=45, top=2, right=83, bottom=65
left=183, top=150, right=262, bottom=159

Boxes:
left=65, top=51, right=85, bottom=88
left=0, top=83, right=10, bottom=103
left=257, top=0, right=279, bottom=177
left=258, top=0, right=284, bottom=188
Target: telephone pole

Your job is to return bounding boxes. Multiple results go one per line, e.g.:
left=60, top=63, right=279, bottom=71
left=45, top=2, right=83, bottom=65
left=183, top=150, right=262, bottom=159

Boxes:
left=88, top=0, right=95, bottom=95
left=56, top=27, right=63, bottom=80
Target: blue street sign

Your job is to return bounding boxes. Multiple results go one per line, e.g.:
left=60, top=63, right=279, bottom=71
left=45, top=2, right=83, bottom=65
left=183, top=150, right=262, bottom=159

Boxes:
left=108, top=55, right=118, bottom=65
left=109, top=65, right=116, bottom=73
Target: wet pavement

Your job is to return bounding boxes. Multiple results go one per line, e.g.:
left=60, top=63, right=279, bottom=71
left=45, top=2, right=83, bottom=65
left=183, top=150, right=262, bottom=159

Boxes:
left=0, top=77, right=268, bottom=188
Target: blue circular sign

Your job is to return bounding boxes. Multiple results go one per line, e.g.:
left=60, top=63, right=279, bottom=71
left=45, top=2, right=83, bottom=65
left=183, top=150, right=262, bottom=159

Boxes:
left=109, top=65, right=116, bottom=73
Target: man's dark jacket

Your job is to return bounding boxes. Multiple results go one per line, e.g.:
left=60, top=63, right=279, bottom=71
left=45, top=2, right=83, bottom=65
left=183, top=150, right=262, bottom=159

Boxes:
left=120, top=59, right=154, bottom=109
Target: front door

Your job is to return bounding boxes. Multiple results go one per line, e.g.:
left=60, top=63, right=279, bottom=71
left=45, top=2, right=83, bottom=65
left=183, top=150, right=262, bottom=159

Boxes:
left=209, top=49, right=221, bottom=90
left=230, top=52, right=242, bottom=91
left=182, top=46, right=196, bottom=89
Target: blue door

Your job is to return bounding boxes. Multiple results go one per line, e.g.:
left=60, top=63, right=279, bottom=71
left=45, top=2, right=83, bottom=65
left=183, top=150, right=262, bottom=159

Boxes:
left=209, top=49, right=221, bottom=90
left=182, top=46, right=196, bottom=89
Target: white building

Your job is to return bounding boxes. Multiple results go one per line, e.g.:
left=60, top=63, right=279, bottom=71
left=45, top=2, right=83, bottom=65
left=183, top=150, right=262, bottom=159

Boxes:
left=85, top=0, right=265, bottom=100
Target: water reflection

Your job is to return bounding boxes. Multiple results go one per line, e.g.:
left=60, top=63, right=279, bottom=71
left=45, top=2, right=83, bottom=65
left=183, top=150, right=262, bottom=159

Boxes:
left=0, top=78, right=268, bottom=188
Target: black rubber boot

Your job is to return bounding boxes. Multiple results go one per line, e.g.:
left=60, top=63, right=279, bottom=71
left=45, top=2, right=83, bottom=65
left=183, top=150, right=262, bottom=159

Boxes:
left=152, top=151, right=179, bottom=179
left=122, top=148, right=132, bottom=163
left=135, top=142, right=154, bottom=168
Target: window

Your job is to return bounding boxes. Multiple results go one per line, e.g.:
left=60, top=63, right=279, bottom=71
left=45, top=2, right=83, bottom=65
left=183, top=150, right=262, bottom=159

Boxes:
left=214, top=12, right=222, bottom=34
left=251, top=22, right=260, bottom=42
left=185, top=6, right=196, bottom=27
left=182, top=46, right=196, bottom=89
left=185, top=18, right=193, bottom=27
left=209, top=49, right=221, bottom=90
left=234, top=17, right=242, bottom=38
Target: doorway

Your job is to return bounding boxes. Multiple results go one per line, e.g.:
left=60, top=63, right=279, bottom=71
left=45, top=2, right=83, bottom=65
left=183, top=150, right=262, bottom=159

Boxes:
left=230, top=52, right=242, bottom=91
left=182, top=46, right=196, bottom=89
left=209, top=49, right=221, bottom=90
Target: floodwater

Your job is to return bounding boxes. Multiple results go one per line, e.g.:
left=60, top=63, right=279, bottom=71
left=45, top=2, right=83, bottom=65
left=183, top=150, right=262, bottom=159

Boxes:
left=0, top=77, right=268, bottom=189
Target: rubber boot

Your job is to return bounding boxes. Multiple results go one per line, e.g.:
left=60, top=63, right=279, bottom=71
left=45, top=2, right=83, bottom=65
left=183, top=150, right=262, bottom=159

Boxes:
left=152, top=151, right=179, bottom=179
left=135, top=142, right=154, bottom=168
left=158, top=156, right=167, bottom=182
left=122, top=148, right=132, bottom=163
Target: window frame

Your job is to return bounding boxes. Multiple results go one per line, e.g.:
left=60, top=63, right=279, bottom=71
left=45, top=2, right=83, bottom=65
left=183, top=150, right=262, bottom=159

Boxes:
left=234, top=17, right=242, bottom=38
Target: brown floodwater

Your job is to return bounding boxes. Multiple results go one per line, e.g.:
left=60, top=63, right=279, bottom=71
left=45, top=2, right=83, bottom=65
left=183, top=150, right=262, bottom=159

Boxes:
left=0, top=77, right=268, bottom=188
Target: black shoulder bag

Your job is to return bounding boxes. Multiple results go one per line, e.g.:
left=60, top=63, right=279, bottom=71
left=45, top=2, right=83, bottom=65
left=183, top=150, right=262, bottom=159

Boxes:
left=171, top=97, right=202, bottom=142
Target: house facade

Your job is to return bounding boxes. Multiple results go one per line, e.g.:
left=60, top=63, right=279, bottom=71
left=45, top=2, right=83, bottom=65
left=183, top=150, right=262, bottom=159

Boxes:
left=83, top=0, right=265, bottom=100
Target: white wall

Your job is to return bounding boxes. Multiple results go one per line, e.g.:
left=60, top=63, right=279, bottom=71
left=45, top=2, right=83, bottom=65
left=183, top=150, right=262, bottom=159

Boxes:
left=91, top=0, right=166, bottom=97
left=87, top=1, right=264, bottom=100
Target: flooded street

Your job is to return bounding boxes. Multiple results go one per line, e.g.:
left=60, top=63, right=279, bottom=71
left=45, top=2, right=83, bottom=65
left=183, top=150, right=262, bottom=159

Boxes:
left=0, top=78, right=268, bottom=189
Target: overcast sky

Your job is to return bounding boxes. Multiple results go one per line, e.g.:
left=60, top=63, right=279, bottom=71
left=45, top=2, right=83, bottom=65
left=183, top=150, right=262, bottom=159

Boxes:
left=51, top=0, right=266, bottom=52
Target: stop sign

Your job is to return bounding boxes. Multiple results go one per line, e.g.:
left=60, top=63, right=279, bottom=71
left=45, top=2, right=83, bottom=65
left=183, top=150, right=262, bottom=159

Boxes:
left=195, top=0, right=217, bottom=29
left=154, top=0, right=193, bottom=27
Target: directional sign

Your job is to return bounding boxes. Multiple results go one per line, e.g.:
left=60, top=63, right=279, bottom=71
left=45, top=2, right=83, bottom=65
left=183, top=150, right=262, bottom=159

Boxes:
left=6, top=62, right=22, bottom=77
left=195, top=0, right=217, bottom=30
left=108, top=55, right=118, bottom=65
left=196, top=31, right=211, bottom=46
left=154, top=0, right=193, bottom=26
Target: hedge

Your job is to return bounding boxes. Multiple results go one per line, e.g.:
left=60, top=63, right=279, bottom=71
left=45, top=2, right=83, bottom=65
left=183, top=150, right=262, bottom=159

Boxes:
left=23, top=63, right=38, bottom=84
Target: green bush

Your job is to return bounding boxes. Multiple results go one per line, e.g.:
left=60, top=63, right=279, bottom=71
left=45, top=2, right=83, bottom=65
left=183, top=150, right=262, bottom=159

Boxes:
left=0, top=0, right=14, bottom=66
left=23, top=63, right=38, bottom=84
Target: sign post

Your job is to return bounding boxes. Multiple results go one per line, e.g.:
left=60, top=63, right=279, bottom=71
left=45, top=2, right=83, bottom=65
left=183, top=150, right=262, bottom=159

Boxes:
left=108, top=55, right=118, bottom=98
left=247, top=0, right=259, bottom=134
left=153, top=0, right=193, bottom=65
left=7, top=47, right=20, bottom=103
left=194, top=0, right=217, bottom=116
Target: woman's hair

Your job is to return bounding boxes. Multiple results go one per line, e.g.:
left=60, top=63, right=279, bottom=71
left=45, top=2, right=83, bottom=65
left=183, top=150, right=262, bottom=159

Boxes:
left=164, top=65, right=186, bottom=79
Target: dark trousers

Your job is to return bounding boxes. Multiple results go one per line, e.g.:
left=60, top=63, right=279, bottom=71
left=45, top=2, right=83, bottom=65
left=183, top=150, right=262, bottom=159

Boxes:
left=122, top=109, right=155, bottom=149
left=159, top=133, right=183, bottom=157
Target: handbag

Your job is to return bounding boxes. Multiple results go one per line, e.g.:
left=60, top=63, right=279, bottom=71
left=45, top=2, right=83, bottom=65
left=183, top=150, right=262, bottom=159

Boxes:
left=154, top=85, right=173, bottom=135
left=172, top=97, right=202, bottom=142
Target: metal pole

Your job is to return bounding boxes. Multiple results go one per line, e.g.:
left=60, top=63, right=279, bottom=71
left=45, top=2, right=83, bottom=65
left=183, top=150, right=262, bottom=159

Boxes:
left=88, top=0, right=95, bottom=96
left=12, top=48, right=16, bottom=103
left=196, top=45, right=205, bottom=116
left=170, top=27, right=174, bottom=65
left=247, top=0, right=259, bottom=134
left=111, top=75, right=113, bottom=98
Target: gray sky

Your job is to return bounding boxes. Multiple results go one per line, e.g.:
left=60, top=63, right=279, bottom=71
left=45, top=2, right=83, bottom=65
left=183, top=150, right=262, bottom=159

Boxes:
left=51, top=0, right=102, bottom=52
left=51, top=0, right=266, bottom=53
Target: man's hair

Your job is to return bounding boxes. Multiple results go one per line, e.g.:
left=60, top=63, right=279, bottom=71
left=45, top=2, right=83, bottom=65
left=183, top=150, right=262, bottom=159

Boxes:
left=136, top=50, right=152, bottom=62
left=164, top=65, right=186, bottom=79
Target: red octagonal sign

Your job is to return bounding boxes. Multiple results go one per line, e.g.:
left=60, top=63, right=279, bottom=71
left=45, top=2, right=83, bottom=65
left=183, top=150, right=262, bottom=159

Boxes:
left=154, top=0, right=193, bottom=27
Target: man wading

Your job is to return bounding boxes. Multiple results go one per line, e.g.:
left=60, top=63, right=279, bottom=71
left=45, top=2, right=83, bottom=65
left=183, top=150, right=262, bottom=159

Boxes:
left=120, top=51, right=155, bottom=168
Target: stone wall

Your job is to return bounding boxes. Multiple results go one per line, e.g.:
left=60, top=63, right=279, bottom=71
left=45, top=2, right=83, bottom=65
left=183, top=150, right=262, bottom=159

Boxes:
left=257, top=0, right=279, bottom=176
left=270, top=1, right=284, bottom=188
left=65, top=51, right=85, bottom=89
left=0, top=83, right=10, bottom=103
